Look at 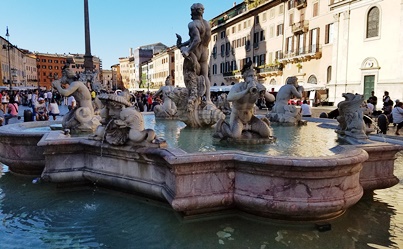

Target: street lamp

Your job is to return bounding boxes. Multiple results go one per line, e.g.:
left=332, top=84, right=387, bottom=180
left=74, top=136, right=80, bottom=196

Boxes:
left=2, top=27, right=13, bottom=90
left=5, top=26, right=12, bottom=91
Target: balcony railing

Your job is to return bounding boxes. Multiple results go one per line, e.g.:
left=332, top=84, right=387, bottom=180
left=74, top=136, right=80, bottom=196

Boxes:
left=296, top=0, right=307, bottom=9
left=280, top=44, right=322, bottom=63
left=223, top=70, right=241, bottom=78
left=292, top=20, right=309, bottom=34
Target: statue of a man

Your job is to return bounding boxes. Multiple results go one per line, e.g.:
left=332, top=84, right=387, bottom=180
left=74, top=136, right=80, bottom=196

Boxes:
left=177, top=3, right=212, bottom=104
left=52, top=65, right=99, bottom=132
left=215, top=62, right=275, bottom=139
left=272, top=76, right=303, bottom=114
left=154, top=76, right=177, bottom=117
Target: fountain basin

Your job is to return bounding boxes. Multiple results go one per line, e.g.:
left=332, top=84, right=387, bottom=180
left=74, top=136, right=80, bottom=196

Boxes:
left=0, top=118, right=402, bottom=220
left=36, top=130, right=366, bottom=220
left=0, top=121, right=61, bottom=175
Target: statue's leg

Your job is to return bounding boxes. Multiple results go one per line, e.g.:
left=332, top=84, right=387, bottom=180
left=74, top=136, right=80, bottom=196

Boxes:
left=250, top=116, right=271, bottom=138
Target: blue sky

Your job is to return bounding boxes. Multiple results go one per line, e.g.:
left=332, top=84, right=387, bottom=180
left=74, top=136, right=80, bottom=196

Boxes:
left=0, top=0, right=238, bottom=69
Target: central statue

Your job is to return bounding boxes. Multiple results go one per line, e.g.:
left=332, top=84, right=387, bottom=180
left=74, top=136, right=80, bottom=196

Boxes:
left=174, top=3, right=224, bottom=127
left=213, top=61, right=276, bottom=143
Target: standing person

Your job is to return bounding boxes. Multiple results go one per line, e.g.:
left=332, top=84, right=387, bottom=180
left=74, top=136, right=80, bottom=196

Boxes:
left=300, top=100, right=312, bottom=117
left=4, top=99, right=19, bottom=125
left=48, top=98, right=60, bottom=120
left=31, top=89, right=39, bottom=118
left=368, top=91, right=378, bottom=110
left=147, top=93, right=153, bottom=111
left=1, top=90, right=9, bottom=113
left=27, top=91, right=32, bottom=107
left=35, top=97, right=48, bottom=121
left=392, top=101, right=403, bottom=135
left=67, top=95, right=76, bottom=111
left=176, top=3, right=212, bottom=104
left=382, top=91, right=392, bottom=115
left=47, top=90, right=53, bottom=105
left=13, top=91, right=20, bottom=105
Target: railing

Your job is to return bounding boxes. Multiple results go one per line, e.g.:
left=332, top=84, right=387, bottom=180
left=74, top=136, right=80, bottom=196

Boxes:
left=292, top=20, right=309, bottom=34
left=223, top=71, right=241, bottom=77
left=281, top=45, right=322, bottom=61
left=296, top=0, right=307, bottom=9
left=258, top=66, right=283, bottom=73
left=210, top=5, right=247, bottom=28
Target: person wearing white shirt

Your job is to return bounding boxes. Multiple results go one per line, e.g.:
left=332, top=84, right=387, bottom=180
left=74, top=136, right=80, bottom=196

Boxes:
left=48, top=98, right=60, bottom=120
left=300, top=100, right=312, bottom=117
left=392, top=102, right=403, bottom=135
left=67, top=95, right=76, bottom=111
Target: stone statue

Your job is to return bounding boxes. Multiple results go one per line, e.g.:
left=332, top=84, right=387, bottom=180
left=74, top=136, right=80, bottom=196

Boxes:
left=267, top=76, right=303, bottom=124
left=176, top=3, right=211, bottom=104
left=90, top=92, right=163, bottom=146
left=216, top=93, right=231, bottom=115
left=52, top=65, right=100, bottom=133
left=174, top=3, right=224, bottom=127
left=214, top=61, right=275, bottom=142
left=336, top=93, right=367, bottom=140
left=153, top=76, right=177, bottom=118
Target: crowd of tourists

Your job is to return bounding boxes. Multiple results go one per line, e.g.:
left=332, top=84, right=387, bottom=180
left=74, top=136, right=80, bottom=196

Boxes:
left=0, top=88, right=82, bottom=125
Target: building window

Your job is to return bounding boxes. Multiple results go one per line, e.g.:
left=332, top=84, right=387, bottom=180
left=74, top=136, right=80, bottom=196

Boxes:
left=277, top=24, right=284, bottom=36
left=286, top=36, right=294, bottom=53
left=367, top=7, right=379, bottom=38
left=48, top=59, right=52, bottom=63
left=270, top=9, right=275, bottom=19
left=220, top=31, right=226, bottom=39
left=260, top=30, right=265, bottom=41
left=313, top=2, right=319, bottom=17
left=308, top=75, right=318, bottom=84
left=289, top=13, right=294, bottom=25
left=297, top=33, right=305, bottom=55
left=309, top=28, right=320, bottom=52
left=262, top=12, right=267, bottom=21
left=325, top=23, right=334, bottom=44
left=327, top=66, right=332, bottom=83
left=279, top=4, right=284, bottom=15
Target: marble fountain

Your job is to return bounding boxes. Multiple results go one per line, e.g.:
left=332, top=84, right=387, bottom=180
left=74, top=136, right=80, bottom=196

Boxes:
left=0, top=3, right=401, bottom=221
left=0, top=64, right=401, bottom=222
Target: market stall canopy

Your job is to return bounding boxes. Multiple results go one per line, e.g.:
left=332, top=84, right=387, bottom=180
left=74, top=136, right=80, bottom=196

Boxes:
left=299, top=83, right=327, bottom=91
left=210, top=85, right=233, bottom=92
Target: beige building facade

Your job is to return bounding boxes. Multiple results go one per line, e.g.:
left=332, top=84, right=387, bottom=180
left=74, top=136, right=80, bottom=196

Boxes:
left=207, top=0, right=403, bottom=107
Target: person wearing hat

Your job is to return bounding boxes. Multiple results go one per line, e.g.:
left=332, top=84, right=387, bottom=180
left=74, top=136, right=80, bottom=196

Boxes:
left=35, top=97, right=48, bottom=121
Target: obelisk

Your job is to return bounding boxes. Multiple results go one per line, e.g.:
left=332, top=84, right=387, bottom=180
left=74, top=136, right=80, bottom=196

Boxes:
left=83, top=0, right=94, bottom=72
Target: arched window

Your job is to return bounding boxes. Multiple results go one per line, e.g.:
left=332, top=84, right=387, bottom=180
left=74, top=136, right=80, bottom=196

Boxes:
left=270, top=78, right=276, bottom=85
left=308, top=75, right=317, bottom=84
left=367, top=7, right=379, bottom=38
left=327, top=66, right=332, bottom=83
